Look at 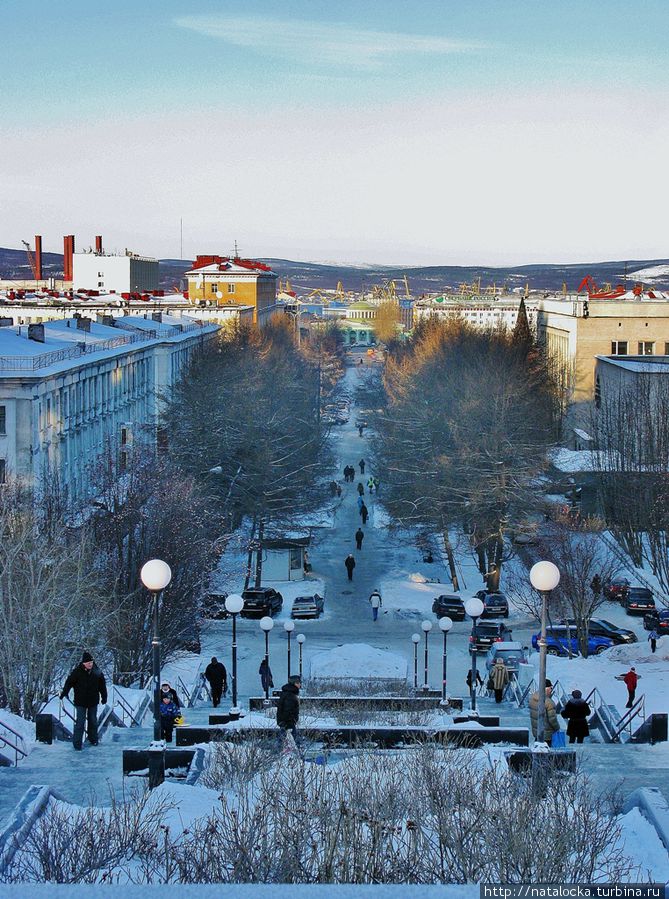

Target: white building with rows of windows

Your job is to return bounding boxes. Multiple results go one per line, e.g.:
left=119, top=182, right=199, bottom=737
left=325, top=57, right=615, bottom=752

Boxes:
left=0, top=312, right=218, bottom=501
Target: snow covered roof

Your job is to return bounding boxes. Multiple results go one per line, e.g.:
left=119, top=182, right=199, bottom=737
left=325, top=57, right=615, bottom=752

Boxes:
left=597, top=354, right=669, bottom=374
left=186, top=256, right=276, bottom=277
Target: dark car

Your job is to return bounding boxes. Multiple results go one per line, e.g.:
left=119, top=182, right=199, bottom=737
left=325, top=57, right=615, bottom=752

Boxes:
left=564, top=618, right=637, bottom=645
left=469, top=620, right=513, bottom=653
left=644, top=609, right=669, bottom=633
left=240, top=587, right=283, bottom=618
left=532, top=626, right=613, bottom=656
left=432, top=594, right=466, bottom=621
left=201, top=592, right=229, bottom=620
left=475, top=590, right=510, bottom=619
left=622, top=587, right=655, bottom=615
left=291, top=594, right=325, bottom=619
left=603, top=575, right=631, bottom=602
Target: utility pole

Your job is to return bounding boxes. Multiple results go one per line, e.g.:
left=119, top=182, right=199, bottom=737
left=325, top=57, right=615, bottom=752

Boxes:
left=180, top=218, right=183, bottom=260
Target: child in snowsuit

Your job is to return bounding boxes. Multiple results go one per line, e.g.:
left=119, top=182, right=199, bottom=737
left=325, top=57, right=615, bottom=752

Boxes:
left=160, top=695, right=180, bottom=743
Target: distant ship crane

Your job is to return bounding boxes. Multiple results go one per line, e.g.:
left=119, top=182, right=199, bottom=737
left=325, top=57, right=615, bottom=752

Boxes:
left=21, top=239, right=38, bottom=278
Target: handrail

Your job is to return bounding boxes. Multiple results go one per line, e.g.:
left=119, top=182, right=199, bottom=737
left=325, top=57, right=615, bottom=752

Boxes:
left=612, top=694, right=645, bottom=742
left=517, top=677, right=537, bottom=708
left=0, top=715, right=28, bottom=766
left=112, top=686, right=144, bottom=727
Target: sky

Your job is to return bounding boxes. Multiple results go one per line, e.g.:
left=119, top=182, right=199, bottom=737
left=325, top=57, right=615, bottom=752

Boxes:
left=1, top=0, right=668, bottom=266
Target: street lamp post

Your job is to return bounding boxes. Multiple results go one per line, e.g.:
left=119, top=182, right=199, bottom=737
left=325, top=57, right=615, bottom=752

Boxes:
left=411, top=633, right=420, bottom=690
left=529, top=561, right=561, bottom=744
left=421, top=620, right=432, bottom=691
left=284, top=620, right=295, bottom=679
left=224, top=593, right=244, bottom=719
left=140, top=559, right=172, bottom=789
left=259, top=617, right=274, bottom=702
left=464, top=597, right=485, bottom=713
left=438, top=616, right=453, bottom=706
left=296, top=633, right=306, bottom=679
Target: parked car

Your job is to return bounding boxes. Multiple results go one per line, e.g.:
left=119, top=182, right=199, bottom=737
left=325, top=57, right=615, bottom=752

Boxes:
left=643, top=609, right=669, bottom=633
left=240, top=587, right=283, bottom=618
left=603, top=575, right=631, bottom=602
left=485, top=641, right=529, bottom=675
left=475, top=590, right=509, bottom=618
left=291, top=594, right=325, bottom=619
left=622, top=587, right=655, bottom=615
left=564, top=617, right=637, bottom=645
left=469, top=620, right=513, bottom=653
left=201, top=592, right=229, bottom=620
left=531, top=626, right=613, bottom=656
left=432, top=594, right=465, bottom=621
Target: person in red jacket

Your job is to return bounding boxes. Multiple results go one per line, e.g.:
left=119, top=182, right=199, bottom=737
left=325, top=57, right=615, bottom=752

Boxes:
left=616, top=667, right=641, bottom=709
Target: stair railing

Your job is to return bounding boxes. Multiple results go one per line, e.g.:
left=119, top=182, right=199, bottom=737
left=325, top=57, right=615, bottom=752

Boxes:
left=112, top=687, right=144, bottom=727
left=583, top=687, right=616, bottom=742
left=0, top=716, right=28, bottom=766
left=611, top=695, right=645, bottom=743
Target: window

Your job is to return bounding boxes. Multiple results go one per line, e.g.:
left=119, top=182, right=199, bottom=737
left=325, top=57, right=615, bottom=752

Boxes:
left=227, top=283, right=236, bottom=294
left=98, top=281, right=104, bottom=288
left=210, top=283, right=218, bottom=294
left=611, top=341, right=628, bottom=355
left=664, top=343, right=669, bottom=355
left=0, top=406, right=5, bottom=435
left=121, top=427, right=128, bottom=446
left=98, top=271, right=104, bottom=277
left=0, top=460, right=5, bottom=484
left=638, top=341, right=655, bottom=355
left=119, top=450, right=127, bottom=472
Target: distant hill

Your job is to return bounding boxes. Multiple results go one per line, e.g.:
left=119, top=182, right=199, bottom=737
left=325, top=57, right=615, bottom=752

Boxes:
left=1, top=246, right=668, bottom=295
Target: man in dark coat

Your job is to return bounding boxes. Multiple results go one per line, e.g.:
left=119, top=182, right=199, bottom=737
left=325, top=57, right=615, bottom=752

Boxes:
left=359, top=459, right=365, bottom=474
left=360, top=503, right=369, bottom=525
left=561, top=689, right=591, bottom=744
left=357, top=482, right=365, bottom=496
left=355, top=527, right=365, bottom=550
left=259, top=658, right=274, bottom=695
left=344, top=554, right=356, bottom=581
left=60, top=652, right=108, bottom=751
left=276, top=675, right=301, bottom=750
left=204, top=656, right=227, bottom=708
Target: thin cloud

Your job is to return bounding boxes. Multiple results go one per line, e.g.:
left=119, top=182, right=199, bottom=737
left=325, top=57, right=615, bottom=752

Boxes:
left=174, top=15, right=488, bottom=70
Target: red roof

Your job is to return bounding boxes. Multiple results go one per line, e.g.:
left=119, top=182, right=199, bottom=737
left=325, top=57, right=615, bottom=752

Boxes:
left=191, top=255, right=273, bottom=273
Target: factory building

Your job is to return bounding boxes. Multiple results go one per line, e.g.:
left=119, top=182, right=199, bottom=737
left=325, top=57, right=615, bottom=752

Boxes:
left=72, top=235, right=159, bottom=294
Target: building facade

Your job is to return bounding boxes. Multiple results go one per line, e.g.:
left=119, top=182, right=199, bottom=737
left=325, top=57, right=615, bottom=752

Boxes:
left=0, top=314, right=218, bottom=502
left=185, top=256, right=278, bottom=325
left=413, top=295, right=537, bottom=332
left=73, top=252, right=159, bottom=293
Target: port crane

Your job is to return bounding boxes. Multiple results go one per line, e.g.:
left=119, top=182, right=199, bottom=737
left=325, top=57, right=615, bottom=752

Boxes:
left=21, top=240, right=38, bottom=278
left=577, top=275, right=626, bottom=299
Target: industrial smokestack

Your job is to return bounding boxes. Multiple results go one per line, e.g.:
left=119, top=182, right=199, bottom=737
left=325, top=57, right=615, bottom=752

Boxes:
left=95, top=235, right=103, bottom=254
left=34, top=235, right=43, bottom=281
left=63, top=235, right=75, bottom=282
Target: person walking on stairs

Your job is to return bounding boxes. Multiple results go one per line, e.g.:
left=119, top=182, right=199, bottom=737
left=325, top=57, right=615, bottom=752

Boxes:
left=60, top=651, right=108, bottom=752
left=491, top=657, right=509, bottom=703
left=561, top=689, right=591, bottom=744
left=369, top=588, right=383, bottom=621
left=355, top=527, right=365, bottom=551
left=204, top=657, right=227, bottom=708
left=345, top=554, right=356, bottom=581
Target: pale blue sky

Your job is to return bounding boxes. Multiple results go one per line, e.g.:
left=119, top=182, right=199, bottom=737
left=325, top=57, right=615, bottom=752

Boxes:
left=2, top=1, right=668, bottom=264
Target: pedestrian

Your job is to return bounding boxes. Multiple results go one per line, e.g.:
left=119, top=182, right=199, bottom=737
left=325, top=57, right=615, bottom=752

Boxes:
left=648, top=629, right=658, bottom=654
left=355, top=527, right=364, bottom=550
left=357, top=482, right=365, bottom=497
left=359, top=458, right=365, bottom=474
left=204, top=656, right=227, bottom=708
left=345, top=553, right=356, bottom=581
left=367, top=477, right=375, bottom=494
left=336, top=483, right=342, bottom=498
left=259, top=658, right=274, bottom=695
left=616, top=667, right=640, bottom=708
left=360, top=503, right=369, bottom=525
left=160, top=681, right=181, bottom=709
left=60, top=651, right=108, bottom=751
left=343, top=465, right=350, bottom=482
left=373, top=476, right=380, bottom=494
left=329, top=479, right=338, bottom=497
left=528, top=679, right=561, bottom=744
left=303, top=549, right=312, bottom=574
left=357, top=494, right=364, bottom=511
left=491, top=658, right=509, bottom=704
left=358, top=424, right=364, bottom=437
left=369, top=588, right=382, bottom=621
left=160, top=694, right=180, bottom=743
left=276, top=675, right=302, bottom=753
left=466, top=669, right=484, bottom=692
left=590, top=574, right=602, bottom=599
left=561, top=689, right=591, bottom=744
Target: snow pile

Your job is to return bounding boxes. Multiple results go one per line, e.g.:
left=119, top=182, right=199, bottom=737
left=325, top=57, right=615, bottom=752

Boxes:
left=616, top=806, right=669, bottom=881
left=379, top=575, right=441, bottom=614
left=308, top=643, right=408, bottom=682
left=0, top=709, right=36, bottom=761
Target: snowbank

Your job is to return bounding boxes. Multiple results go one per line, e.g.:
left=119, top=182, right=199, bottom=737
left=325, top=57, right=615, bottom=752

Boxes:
left=379, top=576, right=441, bottom=614
left=616, top=806, right=669, bottom=881
left=308, top=643, right=408, bottom=682
left=0, top=710, right=35, bottom=761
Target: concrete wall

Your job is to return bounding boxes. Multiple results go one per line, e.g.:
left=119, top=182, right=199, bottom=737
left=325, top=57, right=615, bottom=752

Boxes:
left=73, top=254, right=159, bottom=293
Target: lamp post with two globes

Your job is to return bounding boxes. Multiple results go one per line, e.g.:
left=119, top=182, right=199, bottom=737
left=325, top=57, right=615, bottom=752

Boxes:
left=140, top=559, right=172, bottom=789
left=421, top=619, right=432, bottom=691
left=438, top=616, right=453, bottom=705
left=464, top=596, right=485, bottom=713
left=259, top=617, right=274, bottom=702
left=224, top=593, right=244, bottom=719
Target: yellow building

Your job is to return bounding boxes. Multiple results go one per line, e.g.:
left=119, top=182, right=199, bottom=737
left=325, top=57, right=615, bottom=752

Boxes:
left=186, top=256, right=277, bottom=325
left=537, top=292, right=669, bottom=405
